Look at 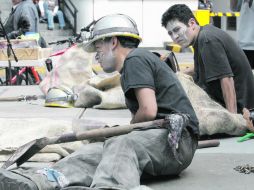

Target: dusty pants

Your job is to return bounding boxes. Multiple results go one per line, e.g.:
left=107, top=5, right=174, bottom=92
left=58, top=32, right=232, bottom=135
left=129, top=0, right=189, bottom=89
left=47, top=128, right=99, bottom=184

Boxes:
left=14, top=128, right=197, bottom=190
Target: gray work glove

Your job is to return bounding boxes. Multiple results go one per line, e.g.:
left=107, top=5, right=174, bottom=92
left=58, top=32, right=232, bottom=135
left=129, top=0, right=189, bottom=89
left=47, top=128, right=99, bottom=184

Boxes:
left=164, top=113, right=190, bottom=164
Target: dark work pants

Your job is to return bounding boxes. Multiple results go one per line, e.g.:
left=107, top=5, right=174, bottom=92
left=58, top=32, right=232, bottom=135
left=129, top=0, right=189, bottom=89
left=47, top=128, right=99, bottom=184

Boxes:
left=15, top=128, right=198, bottom=190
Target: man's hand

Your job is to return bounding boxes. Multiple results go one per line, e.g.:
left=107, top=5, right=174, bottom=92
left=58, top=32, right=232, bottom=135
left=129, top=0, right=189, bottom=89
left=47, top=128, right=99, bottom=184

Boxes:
left=53, top=6, right=59, bottom=17
left=131, top=88, right=157, bottom=124
left=243, top=108, right=254, bottom=132
left=220, top=77, right=237, bottom=113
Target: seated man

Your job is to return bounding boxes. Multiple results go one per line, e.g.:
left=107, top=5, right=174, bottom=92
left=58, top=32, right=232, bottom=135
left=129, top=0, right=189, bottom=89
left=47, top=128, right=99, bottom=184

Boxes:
left=161, top=4, right=254, bottom=114
left=0, top=14, right=199, bottom=190
left=33, top=0, right=47, bottom=23
left=44, top=0, right=66, bottom=30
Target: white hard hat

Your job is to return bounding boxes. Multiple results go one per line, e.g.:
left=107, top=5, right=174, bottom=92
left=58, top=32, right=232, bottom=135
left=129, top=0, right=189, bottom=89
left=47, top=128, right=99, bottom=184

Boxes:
left=83, top=14, right=142, bottom=52
left=45, top=86, right=78, bottom=108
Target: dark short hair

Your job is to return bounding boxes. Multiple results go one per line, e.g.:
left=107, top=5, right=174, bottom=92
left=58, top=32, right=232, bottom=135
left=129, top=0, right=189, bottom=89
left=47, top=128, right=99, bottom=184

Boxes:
left=161, top=4, right=199, bottom=27
left=117, top=36, right=140, bottom=48
left=103, top=36, right=140, bottom=48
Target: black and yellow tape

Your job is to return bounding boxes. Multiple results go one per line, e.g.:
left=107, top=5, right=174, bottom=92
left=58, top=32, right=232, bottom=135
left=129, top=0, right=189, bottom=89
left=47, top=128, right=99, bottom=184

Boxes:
left=165, top=43, right=194, bottom=53
left=195, top=10, right=240, bottom=26
left=210, top=12, right=240, bottom=17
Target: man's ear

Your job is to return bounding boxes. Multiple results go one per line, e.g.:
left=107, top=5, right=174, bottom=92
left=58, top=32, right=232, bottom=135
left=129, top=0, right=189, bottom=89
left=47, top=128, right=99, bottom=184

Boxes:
left=188, top=18, right=197, bottom=30
left=111, top=36, right=118, bottom=49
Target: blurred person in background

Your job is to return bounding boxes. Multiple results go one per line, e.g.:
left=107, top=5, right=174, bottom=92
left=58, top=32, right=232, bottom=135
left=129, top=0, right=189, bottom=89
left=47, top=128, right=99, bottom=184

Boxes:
left=198, top=0, right=212, bottom=9
left=231, top=0, right=254, bottom=69
left=0, top=0, right=46, bottom=47
left=43, top=0, right=65, bottom=30
left=0, top=0, right=39, bottom=39
left=33, top=0, right=47, bottom=23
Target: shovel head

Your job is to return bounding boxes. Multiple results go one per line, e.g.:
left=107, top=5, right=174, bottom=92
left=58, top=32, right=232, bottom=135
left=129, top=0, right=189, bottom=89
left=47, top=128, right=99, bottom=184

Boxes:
left=1, top=137, right=48, bottom=169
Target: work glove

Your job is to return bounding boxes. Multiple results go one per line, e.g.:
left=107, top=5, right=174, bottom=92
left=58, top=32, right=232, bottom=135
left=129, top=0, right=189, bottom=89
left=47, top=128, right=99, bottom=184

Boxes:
left=164, top=113, right=190, bottom=164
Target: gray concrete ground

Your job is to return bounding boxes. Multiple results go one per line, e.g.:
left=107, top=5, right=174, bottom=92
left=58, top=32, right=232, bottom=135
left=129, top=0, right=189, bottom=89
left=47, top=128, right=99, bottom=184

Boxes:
left=0, top=0, right=252, bottom=188
left=0, top=68, right=254, bottom=189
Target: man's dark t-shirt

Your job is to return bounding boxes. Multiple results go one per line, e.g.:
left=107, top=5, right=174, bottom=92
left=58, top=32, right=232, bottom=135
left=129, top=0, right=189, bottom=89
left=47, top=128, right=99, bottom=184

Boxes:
left=193, top=24, right=254, bottom=113
left=120, top=48, right=199, bottom=135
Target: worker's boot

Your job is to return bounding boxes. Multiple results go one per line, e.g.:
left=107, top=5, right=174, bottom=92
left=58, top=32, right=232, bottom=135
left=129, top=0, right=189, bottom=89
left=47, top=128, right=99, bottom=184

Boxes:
left=0, top=168, right=38, bottom=190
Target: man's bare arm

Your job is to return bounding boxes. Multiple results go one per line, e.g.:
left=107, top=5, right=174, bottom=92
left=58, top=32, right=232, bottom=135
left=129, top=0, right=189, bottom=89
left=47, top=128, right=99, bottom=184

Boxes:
left=220, top=77, right=237, bottom=113
left=131, top=88, right=157, bottom=124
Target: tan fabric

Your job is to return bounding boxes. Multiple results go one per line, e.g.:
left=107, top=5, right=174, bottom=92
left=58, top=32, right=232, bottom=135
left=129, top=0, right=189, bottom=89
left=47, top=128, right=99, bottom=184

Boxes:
left=0, top=118, right=85, bottom=162
left=40, top=47, right=125, bottom=109
left=88, top=72, right=121, bottom=90
left=39, top=45, right=95, bottom=95
left=177, top=73, right=247, bottom=136
left=74, top=72, right=126, bottom=109
left=93, top=86, right=126, bottom=109
left=75, top=72, right=247, bottom=135
left=74, top=85, right=126, bottom=109
left=38, top=46, right=249, bottom=136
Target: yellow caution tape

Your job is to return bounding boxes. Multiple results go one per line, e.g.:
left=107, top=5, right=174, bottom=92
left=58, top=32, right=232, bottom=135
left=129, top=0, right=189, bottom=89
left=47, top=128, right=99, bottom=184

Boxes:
left=210, top=12, right=240, bottom=17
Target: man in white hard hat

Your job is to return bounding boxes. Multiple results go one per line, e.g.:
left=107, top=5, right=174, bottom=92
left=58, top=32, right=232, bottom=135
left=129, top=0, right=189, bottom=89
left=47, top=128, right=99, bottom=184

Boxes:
left=0, top=14, right=199, bottom=190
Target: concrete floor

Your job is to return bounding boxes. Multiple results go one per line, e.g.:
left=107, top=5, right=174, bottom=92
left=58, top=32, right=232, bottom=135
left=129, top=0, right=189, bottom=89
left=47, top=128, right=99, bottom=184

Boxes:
left=145, top=153, right=254, bottom=190
left=0, top=66, right=254, bottom=189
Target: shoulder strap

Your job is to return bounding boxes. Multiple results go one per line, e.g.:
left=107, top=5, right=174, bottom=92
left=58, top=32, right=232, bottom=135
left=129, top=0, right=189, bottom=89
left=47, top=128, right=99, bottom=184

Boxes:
left=165, top=52, right=180, bottom=73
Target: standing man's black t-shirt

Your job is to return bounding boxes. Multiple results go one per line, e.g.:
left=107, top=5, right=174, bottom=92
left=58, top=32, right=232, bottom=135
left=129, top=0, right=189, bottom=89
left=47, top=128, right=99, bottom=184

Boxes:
left=193, top=24, right=254, bottom=113
left=120, top=48, right=199, bottom=136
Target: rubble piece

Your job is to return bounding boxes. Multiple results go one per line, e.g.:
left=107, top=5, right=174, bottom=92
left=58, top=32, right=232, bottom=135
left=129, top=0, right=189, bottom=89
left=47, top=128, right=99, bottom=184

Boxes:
left=234, top=164, right=254, bottom=174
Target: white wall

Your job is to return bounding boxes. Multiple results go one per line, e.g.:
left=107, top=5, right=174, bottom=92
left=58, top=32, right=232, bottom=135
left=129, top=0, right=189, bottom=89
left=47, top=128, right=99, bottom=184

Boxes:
left=70, top=0, right=94, bottom=32
left=93, top=0, right=143, bottom=42
left=70, top=0, right=198, bottom=48
left=142, top=0, right=198, bottom=47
